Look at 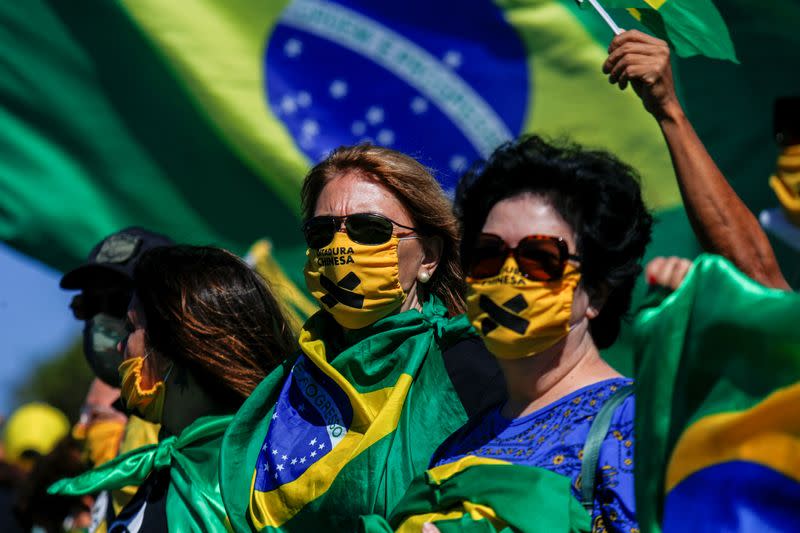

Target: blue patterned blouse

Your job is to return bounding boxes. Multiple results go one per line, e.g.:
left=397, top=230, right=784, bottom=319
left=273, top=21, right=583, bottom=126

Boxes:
left=432, top=378, right=637, bottom=533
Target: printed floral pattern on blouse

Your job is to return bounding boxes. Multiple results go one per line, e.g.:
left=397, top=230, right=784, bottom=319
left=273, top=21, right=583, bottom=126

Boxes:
left=433, top=378, right=637, bottom=533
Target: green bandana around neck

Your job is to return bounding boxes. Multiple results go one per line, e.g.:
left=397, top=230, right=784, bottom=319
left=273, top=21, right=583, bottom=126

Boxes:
left=50, top=414, right=234, bottom=532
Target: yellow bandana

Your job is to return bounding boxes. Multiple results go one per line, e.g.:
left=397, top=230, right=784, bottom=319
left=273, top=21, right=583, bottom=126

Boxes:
left=466, top=257, right=580, bottom=359
left=769, top=145, right=800, bottom=225
left=304, top=232, right=405, bottom=329
left=118, top=356, right=169, bottom=424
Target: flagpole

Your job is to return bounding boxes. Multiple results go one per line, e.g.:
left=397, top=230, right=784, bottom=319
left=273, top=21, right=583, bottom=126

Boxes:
left=579, top=0, right=624, bottom=35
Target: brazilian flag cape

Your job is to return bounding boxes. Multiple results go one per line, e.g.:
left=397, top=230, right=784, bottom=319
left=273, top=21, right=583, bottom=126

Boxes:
left=49, top=414, right=233, bottom=531
left=632, top=255, right=800, bottom=532
left=359, top=456, right=591, bottom=532
left=219, top=297, right=475, bottom=531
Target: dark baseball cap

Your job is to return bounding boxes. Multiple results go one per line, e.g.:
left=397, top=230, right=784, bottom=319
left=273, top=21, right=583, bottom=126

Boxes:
left=60, top=227, right=174, bottom=290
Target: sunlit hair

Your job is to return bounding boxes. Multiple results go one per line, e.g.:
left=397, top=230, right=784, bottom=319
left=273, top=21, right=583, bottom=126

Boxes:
left=301, top=144, right=465, bottom=315
left=134, top=245, right=296, bottom=407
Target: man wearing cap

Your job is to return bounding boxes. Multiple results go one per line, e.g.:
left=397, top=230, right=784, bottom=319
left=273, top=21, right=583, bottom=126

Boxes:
left=61, top=227, right=172, bottom=525
left=61, top=227, right=173, bottom=387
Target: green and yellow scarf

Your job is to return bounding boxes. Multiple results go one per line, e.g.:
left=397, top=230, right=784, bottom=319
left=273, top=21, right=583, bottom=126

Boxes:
left=219, top=297, right=475, bottom=531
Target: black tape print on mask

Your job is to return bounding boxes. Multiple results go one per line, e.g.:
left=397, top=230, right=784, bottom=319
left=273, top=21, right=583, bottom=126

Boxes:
left=320, top=272, right=365, bottom=309
left=479, top=294, right=529, bottom=335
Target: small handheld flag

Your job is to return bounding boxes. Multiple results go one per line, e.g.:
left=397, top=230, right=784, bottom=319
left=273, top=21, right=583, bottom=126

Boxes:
left=587, top=0, right=739, bottom=62
left=576, top=0, right=624, bottom=35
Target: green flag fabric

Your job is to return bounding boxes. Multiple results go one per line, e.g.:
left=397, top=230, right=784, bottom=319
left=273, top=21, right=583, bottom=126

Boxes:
left=594, top=0, right=738, bottom=62
left=218, top=297, right=475, bottom=531
left=0, top=0, right=308, bottom=286
left=632, top=254, right=800, bottom=532
left=359, top=457, right=591, bottom=533
left=49, top=414, right=234, bottom=531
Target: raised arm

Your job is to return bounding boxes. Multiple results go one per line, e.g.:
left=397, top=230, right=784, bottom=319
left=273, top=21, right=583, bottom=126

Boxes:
left=603, top=30, right=790, bottom=290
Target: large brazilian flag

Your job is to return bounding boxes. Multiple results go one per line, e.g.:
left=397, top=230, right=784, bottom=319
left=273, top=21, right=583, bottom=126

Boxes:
left=633, top=255, right=800, bottom=532
left=1, top=0, right=800, bottom=370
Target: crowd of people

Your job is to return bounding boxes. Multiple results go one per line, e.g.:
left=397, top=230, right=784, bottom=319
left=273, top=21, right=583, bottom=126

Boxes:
left=1, top=31, right=797, bottom=532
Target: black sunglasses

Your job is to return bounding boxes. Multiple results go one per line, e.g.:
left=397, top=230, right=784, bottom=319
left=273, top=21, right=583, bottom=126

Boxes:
left=70, top=289, right=131, bottom=320
left=468, top=233, right=581, bottom=281
left=303, top=213, right=417, bottom=249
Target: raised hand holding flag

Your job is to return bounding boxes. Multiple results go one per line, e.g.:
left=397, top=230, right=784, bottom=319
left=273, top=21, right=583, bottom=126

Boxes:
left=581, top=0, right=738, bottom=62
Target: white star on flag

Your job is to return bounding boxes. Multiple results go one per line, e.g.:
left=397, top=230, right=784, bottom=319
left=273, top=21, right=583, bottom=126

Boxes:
left=351, top=121, right=366, bottom=136
left=301, top=119, right=319, bottom=138
left=310, top=451, right=317, bottom=458
left=300, top=457, right=306, bottom=464
left=291, top=458, right=298, bottom=465
left=443, top=50, right=462, bottom=68
left=284, top=38, right=303, bottom=58
left=309, top=437, right=317, bottom=446
left=277, top=464, right=285, bottom=471
left=272, top=412, right=279, bottom=420
left=318, top=443, right=325, bottom=450
left=410, top=97, right=428, bottom=115
left=296, top=91, right=312, bottom=108
left=377, top=129, right=395, bottom=146
left=262, top=464, right=268, bottom=472
left=279, top=95, right=296, bottom=115
left=282, top=455, right=288, bottom=461
left=272, top=449, right=279, bottom=456
left=366, top=106, right=384, bottom=125
left=329, top=79, right=348, bottom=99
left=262, top=443, right=268, bottom=452
left=450, top=155, right=468, bottom=173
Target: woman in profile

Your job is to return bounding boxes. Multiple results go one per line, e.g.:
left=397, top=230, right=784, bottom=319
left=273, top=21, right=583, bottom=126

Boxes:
left=50, top=245, right=296, bottom=532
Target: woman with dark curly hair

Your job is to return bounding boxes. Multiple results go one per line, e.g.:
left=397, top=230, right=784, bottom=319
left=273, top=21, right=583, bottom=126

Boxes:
left=361, top=135, right=652, bottom=533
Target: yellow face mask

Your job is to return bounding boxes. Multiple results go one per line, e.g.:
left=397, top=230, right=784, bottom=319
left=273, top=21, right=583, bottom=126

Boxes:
left=466, top=257, right=581, bottom=359
left=118, top=355, right=171, bottom=424
left=769, top=145, right=800, bottom=225
left=304, top=232, right=406, bottom=329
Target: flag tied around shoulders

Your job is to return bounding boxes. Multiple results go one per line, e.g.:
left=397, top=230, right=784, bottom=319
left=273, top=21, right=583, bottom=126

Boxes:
left=359, top=455, right=591, bottom=532
left=591, top=0, right=738, bottom=62
left=632, top=255, right=800, bottom=532
left=219, top=297, right=475, bottom=531
left=49, top=414, right=234, bottom=532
